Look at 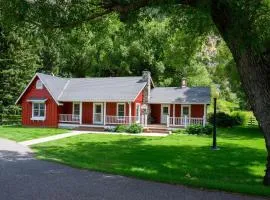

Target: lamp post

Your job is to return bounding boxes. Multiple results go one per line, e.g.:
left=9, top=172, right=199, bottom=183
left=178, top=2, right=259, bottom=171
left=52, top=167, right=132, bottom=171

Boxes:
left=212, top=90, right=219, bottom=150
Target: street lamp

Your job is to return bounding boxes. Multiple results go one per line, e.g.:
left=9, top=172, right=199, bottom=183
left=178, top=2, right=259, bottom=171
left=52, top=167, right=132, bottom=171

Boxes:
left=212, top=89, right=220, bottom=150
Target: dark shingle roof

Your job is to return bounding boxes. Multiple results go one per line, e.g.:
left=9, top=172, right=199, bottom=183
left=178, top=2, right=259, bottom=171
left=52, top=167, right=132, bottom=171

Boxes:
left=149, top=87, right=211, bottom=104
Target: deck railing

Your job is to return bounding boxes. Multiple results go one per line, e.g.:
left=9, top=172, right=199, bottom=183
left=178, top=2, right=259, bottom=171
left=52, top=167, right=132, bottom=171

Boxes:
left=59, top=114, right=80, bottom=123
left=105, top=115, right=139, bottom=125
left=168, top=116, right=206, bottom=128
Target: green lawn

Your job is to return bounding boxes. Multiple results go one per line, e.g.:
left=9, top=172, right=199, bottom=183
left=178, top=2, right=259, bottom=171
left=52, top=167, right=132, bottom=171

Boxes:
left=0, top=126, right=68, bottom=142
left=32, top=127, right=269, bottom=197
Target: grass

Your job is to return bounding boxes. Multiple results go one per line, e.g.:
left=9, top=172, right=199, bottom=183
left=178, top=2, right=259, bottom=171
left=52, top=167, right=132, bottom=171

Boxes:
left=0, top=126, right=68, bottom=142
left=32, top=127, right=270, bottom=197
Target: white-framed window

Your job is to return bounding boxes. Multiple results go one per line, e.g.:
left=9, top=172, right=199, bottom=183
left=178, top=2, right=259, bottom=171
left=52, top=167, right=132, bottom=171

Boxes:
left=73, top=102, right=80, bottom=116
left=117, top=103, right=125, bottom=117
left=136, top=103, right=141, bottom=123
left=36, top=80, right=43, bottom=89
left=32, top=102, right=46, bottom=120
left=181, top=105, right=191, bottom=117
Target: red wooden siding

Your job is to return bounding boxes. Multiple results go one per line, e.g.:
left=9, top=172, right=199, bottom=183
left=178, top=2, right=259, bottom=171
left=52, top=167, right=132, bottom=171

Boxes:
left=20, top=77, right=59, bottom=127
left=175, top=105, right=181, bottom=117
left=191, top=104, right=204, bottom=118
left=62, top=102, right=73, bottom=114
left=150, top=104, right=161, bottom=124
left=106, top=103, right=116, bottom=115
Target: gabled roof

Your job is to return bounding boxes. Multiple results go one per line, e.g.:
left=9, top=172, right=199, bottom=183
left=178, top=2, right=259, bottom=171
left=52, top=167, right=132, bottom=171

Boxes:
left=149, top=87, right=211, bottom=104
left=59, top=77, right=147, bottom=102
left=16, top=73, right=148, bottom=104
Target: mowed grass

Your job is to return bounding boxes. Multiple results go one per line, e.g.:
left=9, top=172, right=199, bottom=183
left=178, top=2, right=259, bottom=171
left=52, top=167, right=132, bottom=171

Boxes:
left=0, top=126, right=68, bottom=142
left=32, top=127, right=270, bottom=197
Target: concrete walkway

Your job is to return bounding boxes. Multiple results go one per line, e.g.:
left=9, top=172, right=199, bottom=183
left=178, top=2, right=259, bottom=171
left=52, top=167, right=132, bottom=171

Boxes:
left=20, top=131, right=168, bottom=146
left=19, top=131, right=88, bottom=146
left=0, top=138, right=267, bottom=200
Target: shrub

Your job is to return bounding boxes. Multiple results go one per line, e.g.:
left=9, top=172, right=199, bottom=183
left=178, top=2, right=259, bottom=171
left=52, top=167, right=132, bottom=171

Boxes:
left=186, top=124, right=203, bottom=135
left=208, top=112, right=242, bottom=127
left=231, top=111, right=257, bottom=127
left=115, top=125, right=129, bottom=133
left=128, top=123, right=143, bottom=134
left=201, top=124, right=213, bottom=135
left=185, top=124, right=213, bottom=135
left=115, top=124, right=143, bottom=134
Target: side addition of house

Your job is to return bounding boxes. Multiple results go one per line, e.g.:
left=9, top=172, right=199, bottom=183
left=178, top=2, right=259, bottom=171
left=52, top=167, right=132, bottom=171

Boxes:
left=16, top=71, right=210, bottom=130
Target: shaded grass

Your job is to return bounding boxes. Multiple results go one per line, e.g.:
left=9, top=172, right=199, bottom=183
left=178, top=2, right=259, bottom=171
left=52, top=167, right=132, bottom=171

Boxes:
left=32, top=127, right=269, bottom=197
left=0, top=126, right=68, bottom=142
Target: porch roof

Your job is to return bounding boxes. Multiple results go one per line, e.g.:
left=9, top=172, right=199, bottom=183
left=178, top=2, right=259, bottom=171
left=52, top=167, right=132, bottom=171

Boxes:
left=149, top=87, right=211, bottom=104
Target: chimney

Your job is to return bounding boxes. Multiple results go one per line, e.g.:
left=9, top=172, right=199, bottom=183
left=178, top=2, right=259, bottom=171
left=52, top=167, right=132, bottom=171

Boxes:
left=142, top=70, right=151, bottom=102
left=181, top=78, right=187, bottom=88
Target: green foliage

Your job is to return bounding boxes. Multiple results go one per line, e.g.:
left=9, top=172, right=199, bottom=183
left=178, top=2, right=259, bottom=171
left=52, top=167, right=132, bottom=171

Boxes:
left=172, top=129, right=185, bottom=134
left=115, top=124, right=143, bottom=134
left=185, top=124, right=213, bottom=135
left=115, top=125, right=129, bottom=133
left=128, top=123, right=143, bottom=134
left=231, top=111, right=258, bottom=127
left=208, top=112, right=242, bottom=127
left=1, top=114, right=21, bottom=125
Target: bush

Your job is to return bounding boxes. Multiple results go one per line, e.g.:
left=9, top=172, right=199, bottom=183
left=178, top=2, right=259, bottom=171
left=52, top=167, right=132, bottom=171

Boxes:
left=115, top=125, right=129, bottom=133
left=115, top=124, right=143, bottom=134
left=231, top=111, right=258, bottom=127
left=201, top=124, right=213, bottom=135
left=186, top=124, right=213, bottom=135
left=128, top=123, right=143, bottom=134
left=186, top=124, right=203, bottom=135
left=208, top=112, right=242, bottom=127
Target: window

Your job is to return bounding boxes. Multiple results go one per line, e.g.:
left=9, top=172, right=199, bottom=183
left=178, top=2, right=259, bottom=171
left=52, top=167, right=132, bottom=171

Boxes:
left=117, top=103, right=125, bottom=117
left=32, top=103, right=45, bottom=120
left=181, top=105, right=190, bottom=117
left=73, top=103, right=80, bottom=115
left=36, top=80, right=43, bottom=89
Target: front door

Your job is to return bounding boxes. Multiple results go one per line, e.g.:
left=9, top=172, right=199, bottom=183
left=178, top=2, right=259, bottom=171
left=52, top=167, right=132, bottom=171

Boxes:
left=161, top=105, right=170, bottom=124
left=93, top=103, right=103, bottom=124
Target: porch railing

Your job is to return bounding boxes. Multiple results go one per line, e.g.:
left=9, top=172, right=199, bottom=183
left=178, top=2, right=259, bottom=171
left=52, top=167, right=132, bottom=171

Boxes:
left=105, top=115, right=139, bottom=125
left=167, top=116, right=206, bottom=128
left=59, top=114, right=80, bottom=123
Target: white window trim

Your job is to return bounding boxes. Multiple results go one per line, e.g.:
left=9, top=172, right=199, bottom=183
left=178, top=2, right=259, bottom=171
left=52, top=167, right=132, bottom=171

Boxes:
left=136, top=103, right=141, bottom=123
left=181, top=105, right=191, bottom=117
left=93, top=102, right=104, bottom=124
left=36, top=80, right=43, bottom=89
left=31, top=102, right=46, bottom=121
left=117, top=103, right=126, bottom=117
left=72, top=102, right=80, bottom=116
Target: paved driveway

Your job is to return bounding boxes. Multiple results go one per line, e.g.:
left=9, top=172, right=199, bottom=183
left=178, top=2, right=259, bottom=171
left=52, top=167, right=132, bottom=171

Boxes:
left=0, top=138, right=267, bottom=200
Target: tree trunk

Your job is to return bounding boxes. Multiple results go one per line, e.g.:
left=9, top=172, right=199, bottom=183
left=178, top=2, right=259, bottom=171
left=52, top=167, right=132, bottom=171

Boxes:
left=211, top=0, right=270, bottom=185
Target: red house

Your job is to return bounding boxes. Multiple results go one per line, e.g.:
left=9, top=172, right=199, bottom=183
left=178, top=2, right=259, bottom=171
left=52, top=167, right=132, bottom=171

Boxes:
left=16, top=71, right=210, bottom=130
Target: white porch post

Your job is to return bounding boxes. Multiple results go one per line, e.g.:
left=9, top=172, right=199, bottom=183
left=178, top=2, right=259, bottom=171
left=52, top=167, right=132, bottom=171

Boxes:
left=129, top=102, right=132, bottom=124
left=104, top=102, right=106, bottom=125
left=203, top=104, right=207, bottom=126
left=184, top=115, right=188, bottom=128
left=173, top=104, right=175, bottom=126
left=166, top=115, right=169, bottom=128
left=79, top=102, right=82, bottom=124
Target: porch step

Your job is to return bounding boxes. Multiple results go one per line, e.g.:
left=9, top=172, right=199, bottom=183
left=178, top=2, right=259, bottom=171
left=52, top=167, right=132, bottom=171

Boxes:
left=143, top=128, right=170, bottom=134
left=75, top=126, right=105, bottom=132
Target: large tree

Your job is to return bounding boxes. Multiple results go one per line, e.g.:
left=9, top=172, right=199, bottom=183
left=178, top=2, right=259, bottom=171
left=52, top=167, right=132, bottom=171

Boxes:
left=1, top=0, right=270, bottom=185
